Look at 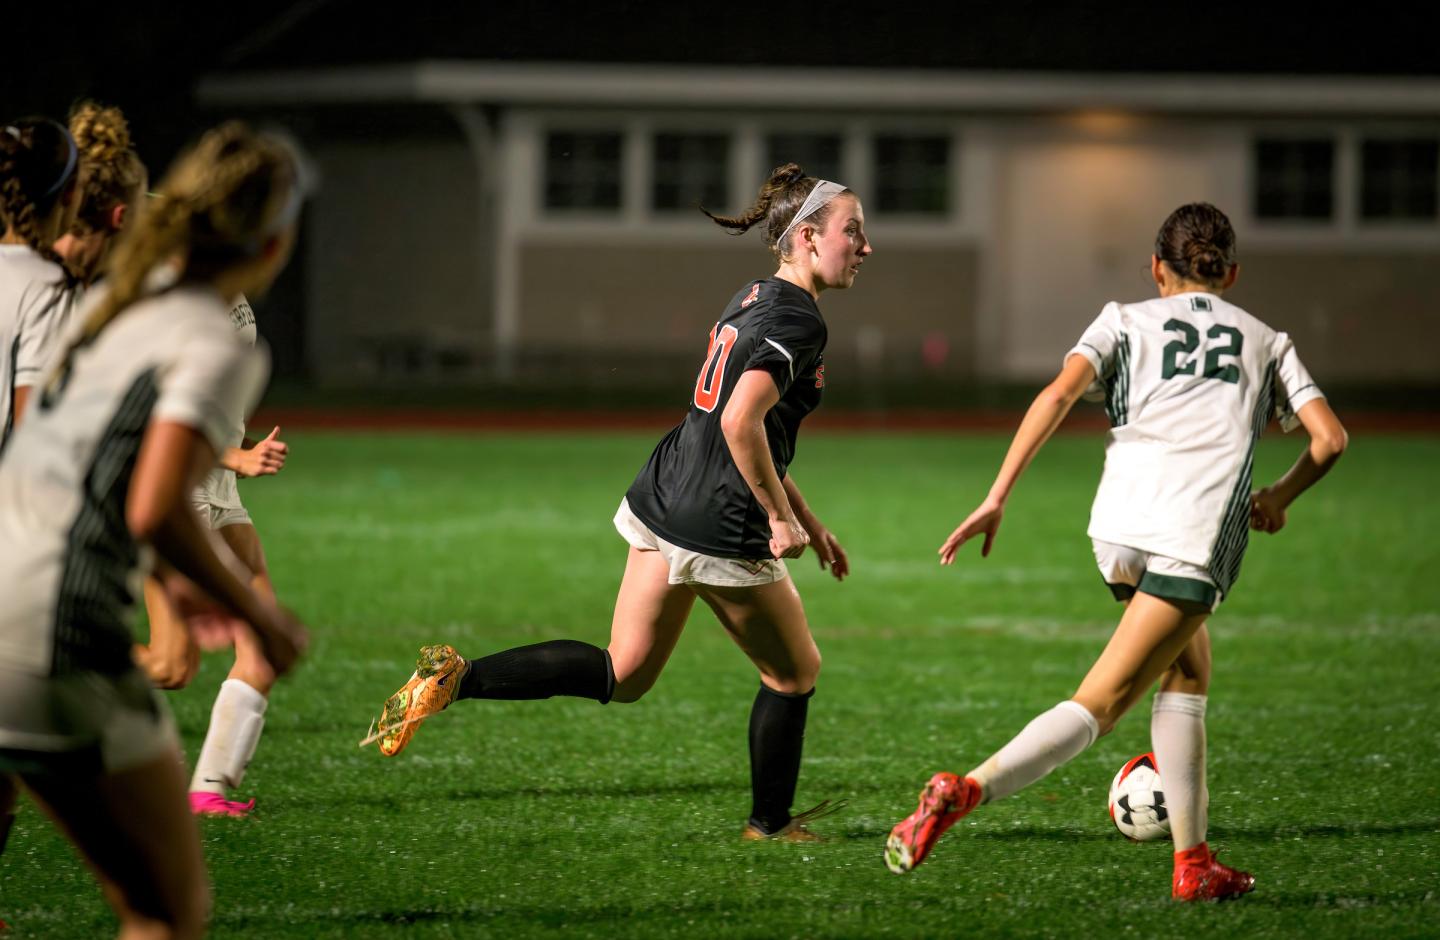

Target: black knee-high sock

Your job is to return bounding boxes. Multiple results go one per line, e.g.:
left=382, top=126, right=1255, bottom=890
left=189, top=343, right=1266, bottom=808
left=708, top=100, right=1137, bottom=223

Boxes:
left=0, top=812, right=13, bottom=855
left=457, top=640, right=615, bottom=703
left=748, top=684, right=814, bottom=834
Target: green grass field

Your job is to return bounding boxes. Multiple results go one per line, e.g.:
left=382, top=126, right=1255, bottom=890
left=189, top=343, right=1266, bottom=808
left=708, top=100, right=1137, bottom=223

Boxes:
left=5, top=429, right=1439, bottom=938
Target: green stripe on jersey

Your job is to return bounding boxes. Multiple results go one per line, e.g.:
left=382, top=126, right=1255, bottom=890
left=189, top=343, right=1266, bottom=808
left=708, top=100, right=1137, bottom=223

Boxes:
left=1207, top=360, right=1277, bottom=595
left=1104, top=334, right=1132, bottom=428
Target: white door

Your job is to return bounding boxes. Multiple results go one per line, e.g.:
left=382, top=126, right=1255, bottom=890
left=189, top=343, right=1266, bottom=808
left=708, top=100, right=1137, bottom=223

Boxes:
left=1000, top=132, right=1222, bottom=378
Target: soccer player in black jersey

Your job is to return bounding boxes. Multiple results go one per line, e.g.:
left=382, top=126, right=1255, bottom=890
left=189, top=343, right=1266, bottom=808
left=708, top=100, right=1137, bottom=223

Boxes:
left=369, top=163, right=872, bottom=841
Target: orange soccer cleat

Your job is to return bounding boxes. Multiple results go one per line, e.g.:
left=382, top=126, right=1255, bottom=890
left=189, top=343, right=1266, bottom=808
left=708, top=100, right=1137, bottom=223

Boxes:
left=884, top=772, right=982, bottom=873
left=1172, top=844, right=1256, bottom=901
left=742, top=799, right=846, bottom=843
left=365, top=645, right=467, bottom=757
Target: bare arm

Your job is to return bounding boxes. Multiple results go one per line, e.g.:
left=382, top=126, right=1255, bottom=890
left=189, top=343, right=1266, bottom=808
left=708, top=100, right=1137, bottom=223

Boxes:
left=783, top=473, right=849, bottom=580
left=219, top=425, right=288, bottom=477
left=127, top=421, right=305, bottom=674
left=1250, top=399, right=1348, bottom=534
left=720, top=370, right=807, bottom=559
left=939, top=354, right=1097, bottom=563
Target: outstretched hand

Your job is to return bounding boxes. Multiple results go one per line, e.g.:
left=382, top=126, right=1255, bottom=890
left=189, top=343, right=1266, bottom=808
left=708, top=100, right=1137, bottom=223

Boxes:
left=939, top=498, right=1005, bottom=564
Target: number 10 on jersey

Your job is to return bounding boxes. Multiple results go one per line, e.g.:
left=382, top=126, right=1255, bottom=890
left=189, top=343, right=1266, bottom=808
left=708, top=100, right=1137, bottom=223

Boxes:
left=694, top=324, right=739, bottom=412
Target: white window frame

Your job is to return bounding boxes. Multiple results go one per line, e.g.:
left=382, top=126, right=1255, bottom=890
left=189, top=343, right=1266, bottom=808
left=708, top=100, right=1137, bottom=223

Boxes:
left=1242, top=121, right=1440, bottom=250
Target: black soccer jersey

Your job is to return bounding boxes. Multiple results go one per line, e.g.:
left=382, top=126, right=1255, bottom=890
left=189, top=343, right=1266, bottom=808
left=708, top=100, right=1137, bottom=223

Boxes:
left=626, top=277, right=827, bottom=559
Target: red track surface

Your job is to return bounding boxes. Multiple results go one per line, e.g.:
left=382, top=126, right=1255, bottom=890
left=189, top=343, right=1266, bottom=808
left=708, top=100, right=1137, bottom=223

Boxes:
left=249, top=407, right=1440, bottom=434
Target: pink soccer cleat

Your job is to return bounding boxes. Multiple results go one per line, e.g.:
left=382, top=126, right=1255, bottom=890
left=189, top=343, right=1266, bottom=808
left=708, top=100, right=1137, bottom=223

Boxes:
left=884, top=772, right=982, bottom=873
left=189, top=791, right=256, bottom=818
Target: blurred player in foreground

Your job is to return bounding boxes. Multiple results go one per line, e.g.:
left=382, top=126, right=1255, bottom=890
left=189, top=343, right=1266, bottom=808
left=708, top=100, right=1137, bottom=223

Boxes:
left=0, top=115, right=87, bottom=875
left=368, top=163, right=871, bottom=841
left=885, top=203, right=1347, bottom=901
left=0, top=122, right=309, bottom=940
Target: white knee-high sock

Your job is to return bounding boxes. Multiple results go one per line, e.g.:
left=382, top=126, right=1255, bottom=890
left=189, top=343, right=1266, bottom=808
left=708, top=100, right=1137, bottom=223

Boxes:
left=967, top=701, right=1100, bottom=803
left=190, top=679, right=268, bottom=795
left=1151, top=691, right=1208, bottom=851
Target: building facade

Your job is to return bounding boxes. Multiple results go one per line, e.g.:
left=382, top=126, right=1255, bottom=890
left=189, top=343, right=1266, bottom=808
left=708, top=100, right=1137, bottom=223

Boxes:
left=200, top=64, right=1440, bottom=390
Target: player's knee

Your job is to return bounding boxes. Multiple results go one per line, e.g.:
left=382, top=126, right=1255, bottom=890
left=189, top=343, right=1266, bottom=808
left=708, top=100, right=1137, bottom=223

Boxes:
left=609, top=668, right=657, bottom=704
left=228, top=653, right=277, bottom=696
left=762, top=652, right=820, bottom=695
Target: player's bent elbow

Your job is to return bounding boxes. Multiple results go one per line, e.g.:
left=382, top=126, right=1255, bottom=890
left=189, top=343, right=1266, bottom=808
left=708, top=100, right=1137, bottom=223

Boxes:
left=1038, top=382, right=1082, bottom=412
left=718, top=409, right=752, bottom=444
left=1323, top=427, right=1350, bottom=460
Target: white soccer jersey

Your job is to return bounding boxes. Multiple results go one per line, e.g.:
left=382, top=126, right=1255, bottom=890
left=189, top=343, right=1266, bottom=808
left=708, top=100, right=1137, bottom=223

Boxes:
left=193, top=294, right=259, bottom=515
left=223, top=294, right=256, bottom=448
left=0, top=284, right=269, bottom=677
left=0, top=245, right=75, bottom=450
left=1066, top=291, right=1324, bottom=596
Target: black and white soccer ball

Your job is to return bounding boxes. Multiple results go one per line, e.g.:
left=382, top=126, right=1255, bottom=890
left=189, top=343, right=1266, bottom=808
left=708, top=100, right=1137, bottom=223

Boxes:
left=1108, top=752, right=1171, bottom=842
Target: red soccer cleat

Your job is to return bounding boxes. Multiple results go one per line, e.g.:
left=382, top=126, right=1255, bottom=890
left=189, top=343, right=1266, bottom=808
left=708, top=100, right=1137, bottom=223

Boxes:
left=884, top=772, right=982, bottom=873
left=1172, top=843, right=1255, bottom=901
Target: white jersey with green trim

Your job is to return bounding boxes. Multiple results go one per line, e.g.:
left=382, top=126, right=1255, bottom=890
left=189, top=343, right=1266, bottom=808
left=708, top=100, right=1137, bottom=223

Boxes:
left=0, top=285, right=269, bottom=676
left=0, top=245, right=75, bottom=451
left=1065, top=291, right=1324, bottom=595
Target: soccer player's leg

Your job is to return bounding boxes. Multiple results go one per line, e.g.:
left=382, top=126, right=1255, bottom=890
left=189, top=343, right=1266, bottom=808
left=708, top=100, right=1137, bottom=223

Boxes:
left=1153, top=624, right=1253, bottom=900
left=368, top=547, right=691, bottom=756
left=25, top=747, right=209, bottom=939
left=888, top=591, right=1209, bottom=873
left=190, top=522, right=274, bottom=817
left=692, top=576, right=837, bottom=842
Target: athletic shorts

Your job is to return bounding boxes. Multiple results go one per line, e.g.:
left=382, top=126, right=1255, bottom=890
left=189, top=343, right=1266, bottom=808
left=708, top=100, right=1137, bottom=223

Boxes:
left=0, top=666, right=179, bottom=777
left=192, top=466, right=251, bottom=530
left=1092, top=539, right=1221, bottom=611
left=613, top=499, right=788, bottom=587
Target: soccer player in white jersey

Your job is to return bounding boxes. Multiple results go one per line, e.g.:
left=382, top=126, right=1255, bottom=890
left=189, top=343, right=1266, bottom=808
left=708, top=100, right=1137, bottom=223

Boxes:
left=885, top=203, right=1348, bottom=901
left=0, top=117, right=83, bottom=450
left=135, top=291, right=293, bottom=818
left=0, top=117, right=85, bottom=874
left=0, top=122, right=308, bottom=939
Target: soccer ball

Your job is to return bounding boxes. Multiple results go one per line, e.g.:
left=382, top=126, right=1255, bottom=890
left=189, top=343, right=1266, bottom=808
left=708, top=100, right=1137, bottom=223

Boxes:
left=1108, top=752, right=1171, bottom=842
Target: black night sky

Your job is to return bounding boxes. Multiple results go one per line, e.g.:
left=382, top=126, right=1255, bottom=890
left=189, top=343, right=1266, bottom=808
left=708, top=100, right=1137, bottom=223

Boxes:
left=11, top=0, right=1440, bottom=178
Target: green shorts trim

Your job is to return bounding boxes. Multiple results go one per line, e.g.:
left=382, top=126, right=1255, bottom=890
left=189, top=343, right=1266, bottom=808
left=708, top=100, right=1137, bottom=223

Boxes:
left=1106, top=581, right=1137, bottom=602
left=1137, top=572, right=1218, bottom=609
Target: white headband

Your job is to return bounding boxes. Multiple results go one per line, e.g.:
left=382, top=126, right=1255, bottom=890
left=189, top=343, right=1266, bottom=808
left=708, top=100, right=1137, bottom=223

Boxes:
left=775, top=180, right=848, bottom=254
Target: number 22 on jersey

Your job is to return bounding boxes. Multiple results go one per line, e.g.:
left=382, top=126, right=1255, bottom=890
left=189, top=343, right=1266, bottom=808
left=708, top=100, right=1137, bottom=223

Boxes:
left=694, top=324, right=739, bottom=412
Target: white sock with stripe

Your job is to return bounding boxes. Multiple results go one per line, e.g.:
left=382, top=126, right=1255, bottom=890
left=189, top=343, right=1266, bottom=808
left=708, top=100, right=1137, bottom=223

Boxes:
left=190, top=679, right=268, bottom=795
left=1151, top=691, right=1208, bottom=851
left=967, top=700, right=1100, bottom=803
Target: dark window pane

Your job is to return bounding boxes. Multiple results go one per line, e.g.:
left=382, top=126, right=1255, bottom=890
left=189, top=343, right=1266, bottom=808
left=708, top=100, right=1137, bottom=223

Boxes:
left=653, top=133, right=730, bottom=211
left=873, top=135, right=951, bottom=215
left=765, top=133, right=843, bottom=183
left=1253, top=139, right=1334, bottom=221
left=1361, top=138, right=1438, bottom=220
left=545, top=132, right=622, bottom=211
